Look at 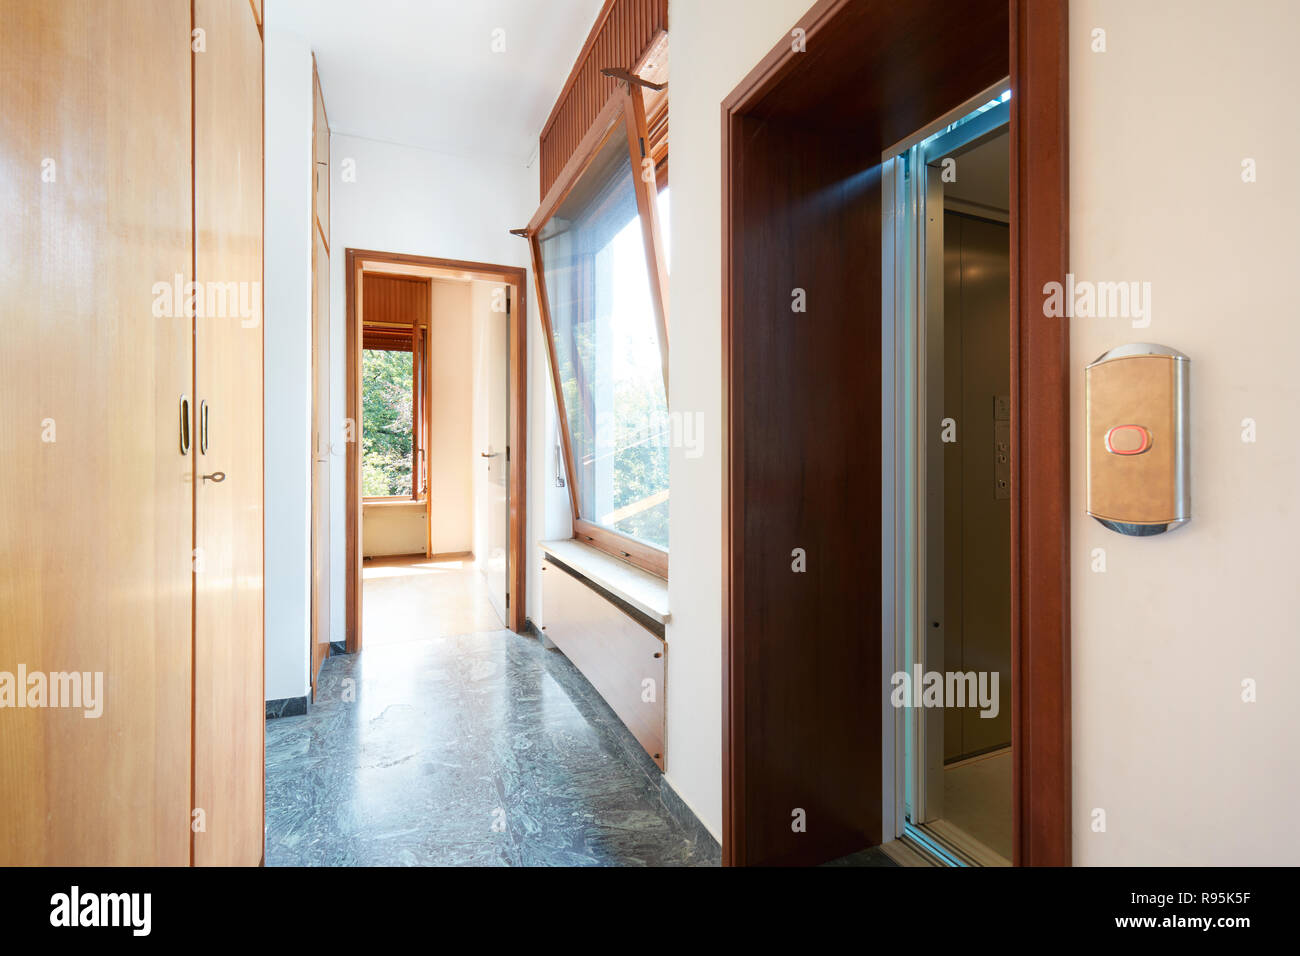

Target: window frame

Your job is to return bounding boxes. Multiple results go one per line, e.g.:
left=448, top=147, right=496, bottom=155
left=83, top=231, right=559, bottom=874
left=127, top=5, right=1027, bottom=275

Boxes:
left=526, top=86, right=670, bottom=579
left=360, top=322, right=427, bottom=503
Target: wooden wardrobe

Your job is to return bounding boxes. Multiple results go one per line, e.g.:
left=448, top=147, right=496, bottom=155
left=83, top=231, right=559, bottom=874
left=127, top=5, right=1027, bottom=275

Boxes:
left=0, top=0, right=265, bottom=866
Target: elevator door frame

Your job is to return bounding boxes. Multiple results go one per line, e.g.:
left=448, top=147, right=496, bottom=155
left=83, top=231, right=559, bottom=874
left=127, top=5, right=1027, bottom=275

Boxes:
left=722, top=0, right=1069, bottom=868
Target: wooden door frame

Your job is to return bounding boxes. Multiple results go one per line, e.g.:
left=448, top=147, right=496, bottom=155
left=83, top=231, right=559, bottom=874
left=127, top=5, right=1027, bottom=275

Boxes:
left=1007, top=0, right=1071, bottom=867
left=345, top=249, right=528, bottom=651
left=720, top=0, right=1070, bottom=866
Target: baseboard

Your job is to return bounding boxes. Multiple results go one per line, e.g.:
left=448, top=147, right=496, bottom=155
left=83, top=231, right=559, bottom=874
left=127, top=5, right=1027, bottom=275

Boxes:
left=524, top=617, right=558, bottom=648
left=361, top=550, right=473, bottom=561
left=265, top=695, right=309, bottom=719
left=659, top=773, right=721, bottom=855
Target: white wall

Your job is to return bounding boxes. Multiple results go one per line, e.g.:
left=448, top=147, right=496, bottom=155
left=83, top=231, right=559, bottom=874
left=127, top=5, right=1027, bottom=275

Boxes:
left=263, top=15, right=314, bottom=702
left=666, top=0, right=816, bottom=843
left=328, top=133, right=567, bottom=634
left=1069, top=0, right=1300, bottom=864
left=428, top=279, right=474, bottom=554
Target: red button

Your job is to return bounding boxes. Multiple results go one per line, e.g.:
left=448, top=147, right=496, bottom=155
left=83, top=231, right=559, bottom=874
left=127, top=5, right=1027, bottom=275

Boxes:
left=1105, top=424, right=1151, bottom=456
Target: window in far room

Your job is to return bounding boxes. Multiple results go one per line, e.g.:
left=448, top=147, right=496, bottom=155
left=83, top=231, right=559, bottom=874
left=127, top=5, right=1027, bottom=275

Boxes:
left=361, top=322, right=426, bottom=501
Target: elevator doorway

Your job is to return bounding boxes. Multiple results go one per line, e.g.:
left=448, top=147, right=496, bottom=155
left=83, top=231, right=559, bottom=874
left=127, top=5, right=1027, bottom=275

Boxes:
left=721, top=0, right=1070, bottom=867
left=886, top=90, right=1012, bottom=866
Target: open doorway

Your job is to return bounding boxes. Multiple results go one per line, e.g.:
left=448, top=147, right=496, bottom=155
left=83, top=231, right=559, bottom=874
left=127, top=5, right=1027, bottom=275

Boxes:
left=886, top=89, right=1013, bottom=866
left=344, top=250, right=527, bottom=653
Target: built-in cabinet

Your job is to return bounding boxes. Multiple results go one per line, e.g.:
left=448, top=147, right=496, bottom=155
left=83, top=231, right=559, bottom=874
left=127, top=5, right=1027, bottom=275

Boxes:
left=541, top=547, right=667, bottom=770
left=0, top=0, right=264, bottom=866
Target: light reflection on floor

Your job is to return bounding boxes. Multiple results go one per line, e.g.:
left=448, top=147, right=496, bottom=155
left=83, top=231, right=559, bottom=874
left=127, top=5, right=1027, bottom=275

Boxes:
left=362, top=555, right=502, bottom=648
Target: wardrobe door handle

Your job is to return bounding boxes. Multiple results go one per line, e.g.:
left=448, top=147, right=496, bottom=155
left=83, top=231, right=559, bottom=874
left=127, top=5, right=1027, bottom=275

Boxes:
left=179, top=395, right=191, bottom=455
left=199, top=400, right=209, bottom=455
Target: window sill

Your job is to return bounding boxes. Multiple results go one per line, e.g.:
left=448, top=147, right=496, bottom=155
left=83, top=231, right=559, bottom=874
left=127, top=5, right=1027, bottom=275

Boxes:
left=540, top=538, right=670, bottom=626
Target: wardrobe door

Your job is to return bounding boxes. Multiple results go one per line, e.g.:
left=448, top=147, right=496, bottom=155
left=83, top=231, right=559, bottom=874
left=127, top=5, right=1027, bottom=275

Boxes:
left=192, top=0, right=265, bottom=866
left=0, top=0, right=194, bottom=864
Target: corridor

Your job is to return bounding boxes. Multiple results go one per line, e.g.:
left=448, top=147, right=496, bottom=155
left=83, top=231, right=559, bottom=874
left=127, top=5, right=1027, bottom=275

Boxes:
left=265, top=628, right=720, bottom=866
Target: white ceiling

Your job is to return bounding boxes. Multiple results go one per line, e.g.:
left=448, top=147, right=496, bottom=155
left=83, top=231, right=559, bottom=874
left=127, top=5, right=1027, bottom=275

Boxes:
left=272, top=0, right=605, bottom=162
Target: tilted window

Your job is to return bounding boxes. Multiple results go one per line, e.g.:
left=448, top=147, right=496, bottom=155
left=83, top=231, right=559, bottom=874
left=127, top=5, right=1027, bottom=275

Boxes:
left=528, top=88, right=670, bottom=577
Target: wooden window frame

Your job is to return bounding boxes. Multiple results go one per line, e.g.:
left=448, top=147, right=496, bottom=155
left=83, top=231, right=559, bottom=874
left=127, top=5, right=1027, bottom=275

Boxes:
left=525, top=86, right=671, bottom=580
left=360, top=323, right=426, bottom=503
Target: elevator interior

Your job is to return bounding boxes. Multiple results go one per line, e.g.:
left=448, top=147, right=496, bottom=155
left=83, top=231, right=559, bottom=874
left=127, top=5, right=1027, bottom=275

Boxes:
left=896, top=94, right=1013, bottom=865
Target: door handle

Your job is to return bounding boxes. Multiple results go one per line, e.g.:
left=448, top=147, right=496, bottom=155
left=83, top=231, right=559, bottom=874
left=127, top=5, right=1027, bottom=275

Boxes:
left=199, top=400, right=210, bottom=455
left=481, top=451, right=499, bottom=458
left=179, top=395, right=191, bottom=455
left=202, top=471, right=226, bottom=483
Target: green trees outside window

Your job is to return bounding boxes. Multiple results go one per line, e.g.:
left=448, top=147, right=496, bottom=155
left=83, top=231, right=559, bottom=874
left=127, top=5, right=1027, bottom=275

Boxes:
left=361, top=347, right=413, bottom=497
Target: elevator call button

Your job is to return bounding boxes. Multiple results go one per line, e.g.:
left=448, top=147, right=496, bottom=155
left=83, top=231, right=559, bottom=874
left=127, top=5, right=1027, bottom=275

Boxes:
left=1085, top=344, right=1190, bottom=536
left=1104, top=424, right=1151, bottom=456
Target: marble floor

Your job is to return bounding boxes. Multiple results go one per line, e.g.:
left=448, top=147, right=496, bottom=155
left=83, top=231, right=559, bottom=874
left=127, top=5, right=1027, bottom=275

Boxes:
left=265, top=624, right=721, bottom=866
left=360, top=556, right=504, bottom=647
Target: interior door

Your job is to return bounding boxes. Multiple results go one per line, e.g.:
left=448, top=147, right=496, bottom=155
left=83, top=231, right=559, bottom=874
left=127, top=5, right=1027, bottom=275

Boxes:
left=192, top=0, right=264, bottom=867
left=484, top=287, right=511, bottom=623
left=311, top=228, right=331, bottom=692
left=0, top=0, right=194, bottom=865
